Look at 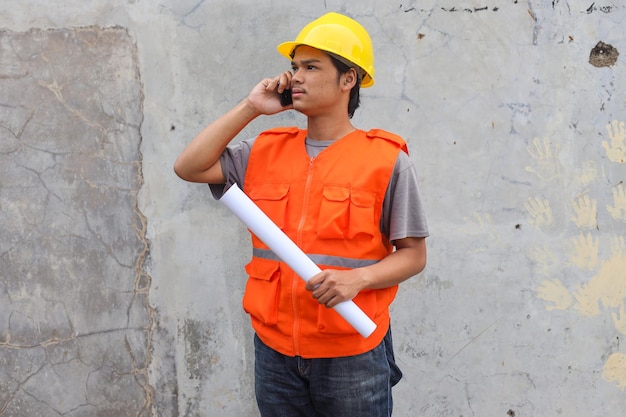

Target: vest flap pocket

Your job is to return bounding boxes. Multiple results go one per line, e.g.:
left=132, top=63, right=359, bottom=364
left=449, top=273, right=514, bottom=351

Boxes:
left=350, top=188, right=376, bottom=207
left=243, top=258, right=281, bottom=325
left=245, top=256, right=280, bottom=280
left=318, top=186, right=350, bottom=239
left=247, top=183, right=289, bottom=230
left=322, top=185, right=350, bottom=202
left=348, top=188, right=377, bottom=239
left=248, top=183, right=289, bottom=201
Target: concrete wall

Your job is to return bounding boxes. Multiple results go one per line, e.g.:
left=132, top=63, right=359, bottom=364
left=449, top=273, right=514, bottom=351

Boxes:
left=1, top=1, right=625, bottom=416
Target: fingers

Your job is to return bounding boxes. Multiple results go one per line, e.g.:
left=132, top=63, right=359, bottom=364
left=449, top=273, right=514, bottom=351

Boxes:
left=311, top=284, right=338, bottom=308
left=306, top=273, right=344, bottom=308
left=305, top=269, right=324, bottom=290
left=272, top=71, right=293, bottom=93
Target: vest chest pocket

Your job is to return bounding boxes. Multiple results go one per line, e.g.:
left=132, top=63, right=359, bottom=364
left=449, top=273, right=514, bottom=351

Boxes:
left=243, top=258, right=281, bottom=325
left=247, top=183, right=289, bottom=230
left=318, top=186, right=377, bottom=239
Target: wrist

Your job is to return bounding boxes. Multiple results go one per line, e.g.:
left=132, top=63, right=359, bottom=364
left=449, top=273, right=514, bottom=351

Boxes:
left=237, top=98, right=262, bottom=120
left=357, top=267, right=375, bottom=291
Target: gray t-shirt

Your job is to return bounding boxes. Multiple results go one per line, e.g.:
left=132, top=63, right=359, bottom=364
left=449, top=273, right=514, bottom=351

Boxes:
left=210, top=136, right=429, bottom=244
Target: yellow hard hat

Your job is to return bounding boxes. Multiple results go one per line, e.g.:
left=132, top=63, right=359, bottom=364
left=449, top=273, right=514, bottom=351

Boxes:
left=277, top=12, right=375, bottom=88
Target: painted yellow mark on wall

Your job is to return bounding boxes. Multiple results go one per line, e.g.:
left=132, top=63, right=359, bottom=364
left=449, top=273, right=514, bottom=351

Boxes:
left=576, top=160, right=598, bottom=186
left=525, top=137, right=561, bottom=181
left=608, top=184, right=626, bottom=222
left=539, top=237, right=626, bottom=317
left=461, top=212, right=501, bottom=253
left=527, top=244, right=559, bottom=276
left=537, top=279, right=573, bottom=311
left=602, top=120, right=626, bottom=164
left=569, top=232, right=599, bottom=270
left=525, top=196, right=553, bottom=230
left=604, top=353, right=626, bottom=389
left=571, top=195, right=597, bottom=230
left=530, top=120, right=626, bottom=390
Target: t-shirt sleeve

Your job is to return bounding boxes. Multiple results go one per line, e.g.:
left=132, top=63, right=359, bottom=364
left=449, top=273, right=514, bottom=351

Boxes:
left=208, top=138, right=255, bottom=199
left=382, top=151, right=429, bottom=243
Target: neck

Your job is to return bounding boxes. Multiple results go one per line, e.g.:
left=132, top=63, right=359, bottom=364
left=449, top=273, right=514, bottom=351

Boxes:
left=306, top=114, right=355, bottom=142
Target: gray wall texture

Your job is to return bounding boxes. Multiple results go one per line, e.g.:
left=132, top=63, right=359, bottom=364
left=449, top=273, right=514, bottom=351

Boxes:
left=1, top=1, right=625, bottom=416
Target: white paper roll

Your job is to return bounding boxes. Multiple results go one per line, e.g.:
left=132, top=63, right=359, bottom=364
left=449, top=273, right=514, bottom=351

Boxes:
left=219, top=183, right=376, bottom=338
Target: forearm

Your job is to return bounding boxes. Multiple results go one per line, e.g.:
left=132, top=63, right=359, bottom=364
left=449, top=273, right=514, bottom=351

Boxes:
left=174, top=98, right=261, bottom=183
left=359, top=237, right=427, bottom=290
left=306, top=237, right=426, bottom=308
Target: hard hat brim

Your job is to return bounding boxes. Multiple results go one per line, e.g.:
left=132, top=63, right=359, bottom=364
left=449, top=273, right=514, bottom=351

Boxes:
left=277, top=41, right=374, bottom=88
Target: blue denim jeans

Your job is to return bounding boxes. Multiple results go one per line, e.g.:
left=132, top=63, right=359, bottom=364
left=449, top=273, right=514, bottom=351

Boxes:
left=254, top=327, right=402, bottom=417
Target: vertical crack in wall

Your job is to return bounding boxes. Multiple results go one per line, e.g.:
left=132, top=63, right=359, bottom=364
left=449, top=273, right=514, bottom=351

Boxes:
left=129, top=142, right=157, bottom=416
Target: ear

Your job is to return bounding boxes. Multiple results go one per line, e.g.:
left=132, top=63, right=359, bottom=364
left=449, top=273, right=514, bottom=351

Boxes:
left=341, top=68, right=358, bottom=91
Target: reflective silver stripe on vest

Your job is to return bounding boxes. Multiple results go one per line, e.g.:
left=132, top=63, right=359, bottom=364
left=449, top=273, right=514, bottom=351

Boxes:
left=252, top=247, right=380, bottom=269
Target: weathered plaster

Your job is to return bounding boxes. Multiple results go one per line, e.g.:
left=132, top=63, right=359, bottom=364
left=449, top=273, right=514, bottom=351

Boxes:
left=0, top=27, right=151, bottom=416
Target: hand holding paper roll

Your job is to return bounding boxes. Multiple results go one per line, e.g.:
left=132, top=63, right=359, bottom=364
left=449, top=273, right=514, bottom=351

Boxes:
left=219, top=183, right=377, bottom=338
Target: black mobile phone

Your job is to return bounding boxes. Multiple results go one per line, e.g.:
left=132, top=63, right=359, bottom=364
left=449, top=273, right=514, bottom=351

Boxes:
left=280, top=88, right=293, bottom=106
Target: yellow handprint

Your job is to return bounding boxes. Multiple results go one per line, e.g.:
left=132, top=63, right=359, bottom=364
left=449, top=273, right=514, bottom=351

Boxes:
left=525, top=137, right=561, bottom=180
left=574, top=283, right=601, bottom=317
left=602, top=120, right=626, bottom=163
left=537, top=279, right=573, bottom=311
left=603, top=353, right=626, bottom=390
left=571, top=195, right=597, bottom=229
left=526, top=244, right=559, bottom=276
left=575, top=160, right=598, bottom=186
left=570, top=232, right=599, bottom=270
left=607, top=184, right=626, bottom=222
left=525, top=196, right=554, bottom=230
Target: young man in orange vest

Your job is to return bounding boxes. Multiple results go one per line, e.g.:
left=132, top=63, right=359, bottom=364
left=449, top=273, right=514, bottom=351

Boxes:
left=175, top=12, right=429, bottom=416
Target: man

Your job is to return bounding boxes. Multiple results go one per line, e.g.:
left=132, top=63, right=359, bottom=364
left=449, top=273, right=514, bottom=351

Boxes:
left=174, top=12, right=429, bottom=416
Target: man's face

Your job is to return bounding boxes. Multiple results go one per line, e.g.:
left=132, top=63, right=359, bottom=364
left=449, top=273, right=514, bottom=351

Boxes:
left=289, top=46, right=346, bottom=117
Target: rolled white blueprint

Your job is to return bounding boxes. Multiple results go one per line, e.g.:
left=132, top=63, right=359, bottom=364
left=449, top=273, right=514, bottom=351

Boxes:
left=220, top=183, right=376, bottom=338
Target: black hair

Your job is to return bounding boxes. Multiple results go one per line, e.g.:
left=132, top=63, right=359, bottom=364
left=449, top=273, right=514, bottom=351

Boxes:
left=328, top=55, right=361, bottom=119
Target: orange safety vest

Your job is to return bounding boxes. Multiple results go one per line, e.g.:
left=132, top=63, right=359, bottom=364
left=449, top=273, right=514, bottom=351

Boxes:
left=242, top=127, right=408, bottom=358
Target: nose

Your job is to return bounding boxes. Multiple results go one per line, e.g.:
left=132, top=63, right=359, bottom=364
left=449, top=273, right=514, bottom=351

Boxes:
left=292, top=69, right=303, bottom=84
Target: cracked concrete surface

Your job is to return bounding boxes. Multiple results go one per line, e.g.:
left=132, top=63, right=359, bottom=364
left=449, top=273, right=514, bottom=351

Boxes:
left=0, top=27, right=152, bottom=416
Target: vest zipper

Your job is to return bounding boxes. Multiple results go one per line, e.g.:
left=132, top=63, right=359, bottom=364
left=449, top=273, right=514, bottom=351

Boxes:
left=292, top=156, right=315, bottom=355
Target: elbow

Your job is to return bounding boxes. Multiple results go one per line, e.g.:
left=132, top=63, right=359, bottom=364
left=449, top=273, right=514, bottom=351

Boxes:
left=411, top=240, right=427, bottom=276
left=418, top=248, right=427, bottom=274
left=409, top=250, right=426, bottom=277
left=415, top=257, right=426, bottom=275
left=173, top=156, right=195, bottom=182
left=173, top=161, right=187, bottom=181
left=173, top=159, right=186, bottom=180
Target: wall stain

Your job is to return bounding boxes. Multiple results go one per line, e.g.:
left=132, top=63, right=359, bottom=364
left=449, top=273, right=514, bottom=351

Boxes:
left=180, top=318, right=220, bottom=380
left=586, top=3, right=615, bottom=14
left=589, top=41, right=619, bottom=68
